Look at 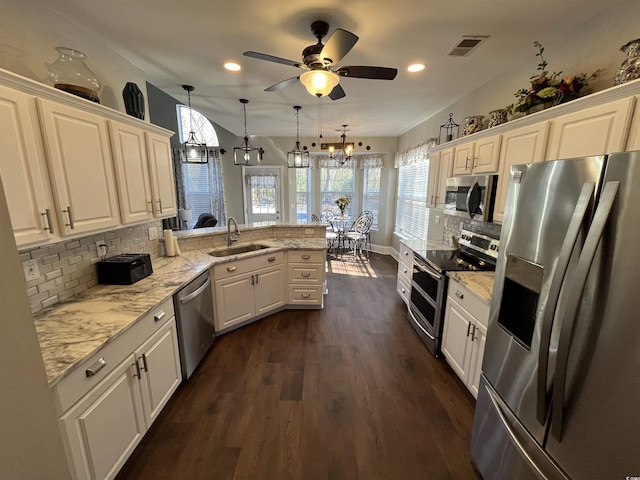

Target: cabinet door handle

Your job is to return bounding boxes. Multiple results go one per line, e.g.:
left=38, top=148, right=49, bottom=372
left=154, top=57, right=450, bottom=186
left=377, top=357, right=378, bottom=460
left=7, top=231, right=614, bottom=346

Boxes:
left=85, top=357, right=106, bottom=377
left=268, top=256, right=276, bottom=262
left=466, top=323, right=472, bottom=338
left=302, top=255, right=311, bottom=260
left=301, top=272, right=311, bottom=278
left=455, top=290, right=464, bottom=299
left=140, top=354, right=148, bottom=372
left=301, top=293, right=311, bottom=299
left=227, top=265, right=237, bottom=272
left=473, top=156, right=478, bottom=168
left=132, top=359, right=141, bottom=379
left=251, top=275, right=255, bottom=286
left=63, top=206, right=75, bottom=230
left=255, top=274, right=259, bottom=285
left=471, top=324, right=477, bottom=341
left=157, top=199, right=163, bottom=214
left=41, top=209, right=54, bottom=234
left=147, top=201, right=153, bottom=214
left=154, top=310, right=166, bottom=322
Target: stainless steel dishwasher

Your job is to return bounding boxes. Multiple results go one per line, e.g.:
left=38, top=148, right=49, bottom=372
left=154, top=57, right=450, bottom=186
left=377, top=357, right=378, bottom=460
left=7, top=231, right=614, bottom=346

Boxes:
left=174, top=270, right=215, bottom=379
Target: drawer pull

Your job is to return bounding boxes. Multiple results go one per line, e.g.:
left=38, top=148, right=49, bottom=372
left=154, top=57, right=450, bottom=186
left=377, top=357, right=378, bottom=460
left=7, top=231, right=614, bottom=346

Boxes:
left=227, top=265, right=237, bottom=272
left=404, top=251, right=409, bottom=256
left=302, top=255, right=311, bottom=260
left=268, top=256, right=276, bottom=262
left=301, top=272, right=311, bottom=278
left=401, top=288, right=406, bottom=293
left=301, top=293, right=311, bottom=299
left=86, top=357, right=106, bottom=377
left=154, top=310, right=166, bottom=322
left=455, top=290, right=464, bottom=299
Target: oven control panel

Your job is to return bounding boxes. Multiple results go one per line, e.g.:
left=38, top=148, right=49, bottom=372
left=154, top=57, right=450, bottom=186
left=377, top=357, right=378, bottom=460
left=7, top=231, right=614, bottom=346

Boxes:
left=459, top=229, right=500, bottom=260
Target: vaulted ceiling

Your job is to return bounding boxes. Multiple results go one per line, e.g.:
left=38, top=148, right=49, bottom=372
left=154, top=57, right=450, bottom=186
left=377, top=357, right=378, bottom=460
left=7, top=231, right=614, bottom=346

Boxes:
left=41, top=0, right=622, bottom=137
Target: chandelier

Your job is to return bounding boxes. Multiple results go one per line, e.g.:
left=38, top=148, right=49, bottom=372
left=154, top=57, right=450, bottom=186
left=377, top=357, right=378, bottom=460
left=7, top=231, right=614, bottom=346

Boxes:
left=287, top=106, right=310, bottom=168
left=326, top=124, right=354, bottom=164
left=181, top=85, right=208, bottom=163
left=233, top=98, right=264, bottom=165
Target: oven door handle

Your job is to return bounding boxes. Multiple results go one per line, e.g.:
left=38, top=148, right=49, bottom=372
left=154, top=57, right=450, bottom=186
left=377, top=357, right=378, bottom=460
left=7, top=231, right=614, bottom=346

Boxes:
left=414, top=262, right=441, bottom=281
left=408, top=308, right=436, bottom=340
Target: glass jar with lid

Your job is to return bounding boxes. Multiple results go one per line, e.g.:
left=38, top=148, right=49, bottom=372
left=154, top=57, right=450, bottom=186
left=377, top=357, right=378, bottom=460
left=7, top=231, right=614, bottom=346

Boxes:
left=47, top=46, right=101, bottom=103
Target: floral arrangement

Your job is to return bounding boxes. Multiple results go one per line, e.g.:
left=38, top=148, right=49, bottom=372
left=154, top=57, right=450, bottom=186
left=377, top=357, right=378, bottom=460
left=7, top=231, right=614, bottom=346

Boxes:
left=335, top=196, right=350, bottom=215
left=507, top=41, right=598, bottom=115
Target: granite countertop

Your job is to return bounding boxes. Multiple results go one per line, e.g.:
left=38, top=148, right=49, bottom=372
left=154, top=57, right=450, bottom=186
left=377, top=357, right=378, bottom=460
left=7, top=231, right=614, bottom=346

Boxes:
left=35, top=237, right=326, bottom=388
left=447, top=271, right=495, bottom=304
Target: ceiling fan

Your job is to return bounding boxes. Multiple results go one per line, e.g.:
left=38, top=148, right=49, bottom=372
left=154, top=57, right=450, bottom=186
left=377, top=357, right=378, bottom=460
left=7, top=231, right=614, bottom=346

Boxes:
left=243, top=20, right=398, bottom=100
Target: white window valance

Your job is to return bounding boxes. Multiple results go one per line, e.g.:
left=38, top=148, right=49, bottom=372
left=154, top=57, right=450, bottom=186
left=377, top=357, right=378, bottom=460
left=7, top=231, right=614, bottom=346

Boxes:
left=316, top=156, right=356, bottom=169
left=358, top=154, right=383, bottom=169
left=394, top=142, right=430, bottom=168
left=315, top=153, right=383, bottom=169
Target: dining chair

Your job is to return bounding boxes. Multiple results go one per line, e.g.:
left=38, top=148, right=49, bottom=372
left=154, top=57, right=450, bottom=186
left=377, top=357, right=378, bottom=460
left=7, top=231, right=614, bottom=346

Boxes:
left=320, top=209, right=338, bottom=253
left=311, top=213, right=320, bottom=222
left=344, top=213, right=373, bottom=259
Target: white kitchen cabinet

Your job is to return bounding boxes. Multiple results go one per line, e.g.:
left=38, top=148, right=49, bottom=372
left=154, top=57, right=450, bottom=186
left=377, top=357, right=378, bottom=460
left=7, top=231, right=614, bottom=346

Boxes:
left=441, top=277, right=490, bottom=398
left=145, top=132, right=177, bottom=218
left=545, top=96, right=635, bottom=160
left=287, top=249, right=326, bottom=307
left=396, top=241, right=413, bottom=305
left=37, top=98, right=121, bottom=236
left=624, top=95, right=640, bottom=151
left=493, top=122, right=550, bottom=223
left=56, top=299, right=181, bottom=480
left=453, top=134, right=501, bottom=175
left=214, top=253, right=285, bottom=331
left=427, top=147, right=453, bottom=208
left=0, top=85, right=59, bottom=247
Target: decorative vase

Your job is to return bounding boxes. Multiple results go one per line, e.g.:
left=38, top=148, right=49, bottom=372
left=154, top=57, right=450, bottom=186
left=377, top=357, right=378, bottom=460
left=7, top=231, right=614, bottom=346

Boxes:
left=614, top=38, right=640, bottom=85
left=462, top=115, right=484, bottom=136
left=122, top=82, right=145, bottom=120
left=488, top=109, right=508, bottom=128
left=47, top=46, right=101, bottom=103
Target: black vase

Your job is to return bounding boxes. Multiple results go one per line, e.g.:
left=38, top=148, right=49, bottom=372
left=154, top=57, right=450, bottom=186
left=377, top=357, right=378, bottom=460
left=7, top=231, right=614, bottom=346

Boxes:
left=122, top=82, right=145, bottom=120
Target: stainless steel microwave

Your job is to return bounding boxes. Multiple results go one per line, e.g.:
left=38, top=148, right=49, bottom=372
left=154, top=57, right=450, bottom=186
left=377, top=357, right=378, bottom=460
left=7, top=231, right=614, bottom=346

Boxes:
left=444, top=175, right=497, bottom=222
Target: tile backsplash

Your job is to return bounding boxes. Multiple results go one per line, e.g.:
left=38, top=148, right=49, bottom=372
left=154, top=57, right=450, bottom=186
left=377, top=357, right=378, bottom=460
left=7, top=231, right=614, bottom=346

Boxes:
left=19, top=220, right=163, bottom=314
left=443, top=214, right=502, bottom=247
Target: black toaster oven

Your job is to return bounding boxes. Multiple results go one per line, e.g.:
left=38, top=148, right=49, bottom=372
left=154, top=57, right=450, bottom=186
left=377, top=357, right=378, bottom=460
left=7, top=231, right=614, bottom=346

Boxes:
left=97, top=253, right=153, bottom=285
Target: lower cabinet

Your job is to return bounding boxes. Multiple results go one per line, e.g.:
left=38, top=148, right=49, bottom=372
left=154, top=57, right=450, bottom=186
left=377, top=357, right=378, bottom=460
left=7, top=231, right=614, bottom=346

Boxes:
left=214, top=253, right=285, bottom=332
left=396, top=242, right=413, bottom=305
left=287, top=249, right=325, bottom=306
left=441, top=277, right=489, bottom=398
left=55, top=301, right=181, bottom=480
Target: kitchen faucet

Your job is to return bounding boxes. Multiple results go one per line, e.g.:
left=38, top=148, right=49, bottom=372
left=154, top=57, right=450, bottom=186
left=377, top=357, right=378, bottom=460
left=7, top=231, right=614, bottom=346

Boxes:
left=227, top=217, right=239, bottom=246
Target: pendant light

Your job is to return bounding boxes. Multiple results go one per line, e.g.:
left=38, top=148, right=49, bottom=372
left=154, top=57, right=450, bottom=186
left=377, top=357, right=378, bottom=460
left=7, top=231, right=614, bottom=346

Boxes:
left=329, top=124, right=354, bottom=164
left=233, top=98, right=263, bottom=165
left=287, top=106, right=310, bottom=168
left=181, top=85, right=208, bottom=163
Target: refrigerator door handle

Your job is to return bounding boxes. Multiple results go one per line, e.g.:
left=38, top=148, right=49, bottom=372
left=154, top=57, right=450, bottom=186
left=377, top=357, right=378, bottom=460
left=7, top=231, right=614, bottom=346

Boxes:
left=551, top=181, right=620, bottom=441
left=536, top=182, right=596, bottom=425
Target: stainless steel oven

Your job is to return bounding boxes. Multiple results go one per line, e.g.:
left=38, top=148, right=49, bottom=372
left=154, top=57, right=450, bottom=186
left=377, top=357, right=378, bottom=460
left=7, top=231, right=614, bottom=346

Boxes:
left=444, top=175, right=497, bottom=222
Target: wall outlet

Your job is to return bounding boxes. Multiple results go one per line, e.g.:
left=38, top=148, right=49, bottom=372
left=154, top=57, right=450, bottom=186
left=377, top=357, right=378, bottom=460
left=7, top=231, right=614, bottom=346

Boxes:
left=23, top=259, right=40, bottom=281
left=435, top=214, right=441, bottom=225
left=96, top=241, right=108, bottom=258
left=148, top=227, right=157, bottom=240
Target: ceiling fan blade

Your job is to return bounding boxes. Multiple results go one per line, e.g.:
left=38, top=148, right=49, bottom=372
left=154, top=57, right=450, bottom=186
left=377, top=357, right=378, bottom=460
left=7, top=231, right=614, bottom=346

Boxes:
left=336, top=66, right=398, bottom=80
left=265, top=76, right=300, bottom=92
left=320, top=29, right=359, bottom=65
left=328, top=83, right=346, bottom=101
left=243, top=51, right=305, bottom=69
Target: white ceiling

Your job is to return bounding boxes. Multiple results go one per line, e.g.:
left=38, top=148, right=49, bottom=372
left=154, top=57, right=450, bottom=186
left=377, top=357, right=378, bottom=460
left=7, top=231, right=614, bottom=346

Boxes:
left=41, top=0, right=621, bottom=138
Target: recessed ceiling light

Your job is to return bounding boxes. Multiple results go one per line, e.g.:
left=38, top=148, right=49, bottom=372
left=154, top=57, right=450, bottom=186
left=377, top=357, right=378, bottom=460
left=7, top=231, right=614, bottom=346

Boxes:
left=407, top=63, right=426, bottom=73
left=224, top=62, right=241, bottom=72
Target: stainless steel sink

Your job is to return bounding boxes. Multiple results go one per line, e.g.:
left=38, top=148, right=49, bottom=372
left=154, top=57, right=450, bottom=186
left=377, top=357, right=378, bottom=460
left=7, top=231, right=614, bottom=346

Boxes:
left=208, top=244, right=269, bottom=257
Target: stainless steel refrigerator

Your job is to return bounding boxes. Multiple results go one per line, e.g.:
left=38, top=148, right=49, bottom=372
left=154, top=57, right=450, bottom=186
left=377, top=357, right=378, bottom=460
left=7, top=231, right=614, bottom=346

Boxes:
left=471, top=151, right=640, bottom=479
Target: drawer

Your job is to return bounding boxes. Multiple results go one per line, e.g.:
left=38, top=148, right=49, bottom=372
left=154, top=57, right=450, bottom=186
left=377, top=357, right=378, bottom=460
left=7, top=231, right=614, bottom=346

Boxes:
left=399, top=243, right=413, bottom=262
left=447, top=279, right=490, bottom=326
left=287, top=249, right=324, bottom=264
left=287, top=264, right=323, bottom=284
left=288, top=285, right=323, bottom=305
left=397, top=259, right=412, bottom=283
left=397, top=275, right=411, bottom=305
left=214, top=251, right=284, bottom=280
left=51, top=297, right=175, bottom=415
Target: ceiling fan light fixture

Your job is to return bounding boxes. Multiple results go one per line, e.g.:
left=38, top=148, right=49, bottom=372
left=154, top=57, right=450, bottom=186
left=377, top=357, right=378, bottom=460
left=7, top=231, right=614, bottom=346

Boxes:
left=287, top=106, right=310, bottom=168
left=181, top=85, right=208, bottom=163
left=300, top=70, right=339, bottom=97
left=233, top=99, right=263, bottom=165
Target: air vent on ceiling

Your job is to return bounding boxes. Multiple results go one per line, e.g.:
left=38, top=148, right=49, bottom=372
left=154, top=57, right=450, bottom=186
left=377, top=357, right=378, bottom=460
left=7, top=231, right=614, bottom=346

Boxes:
left=448, top=36, right=488, bottom=57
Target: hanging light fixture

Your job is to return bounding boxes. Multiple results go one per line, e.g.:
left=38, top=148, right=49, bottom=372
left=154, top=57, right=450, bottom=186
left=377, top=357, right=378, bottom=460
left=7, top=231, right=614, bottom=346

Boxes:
left=326, top=124, right=354, bottom=164
left=299, top=70, right=340, bottom=98
left=181, top=85, right=208, bottom=163
left=233, top=98, right=263, bottom=165
left=287, top=106, right=310, bottom=168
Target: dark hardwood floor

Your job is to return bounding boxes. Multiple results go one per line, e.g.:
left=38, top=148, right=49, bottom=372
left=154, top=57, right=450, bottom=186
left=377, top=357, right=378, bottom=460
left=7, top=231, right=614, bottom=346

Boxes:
left=116, top=254, right=480, bottom=480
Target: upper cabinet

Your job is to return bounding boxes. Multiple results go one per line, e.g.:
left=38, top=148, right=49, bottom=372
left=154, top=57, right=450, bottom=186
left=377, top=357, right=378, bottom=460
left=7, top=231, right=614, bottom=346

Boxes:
left=0, top=85, right=59, bottom=247
left=544, top=97, right=635, bottom=160
left=145, top=132, right=177, bottom=218
left=624, top=95, right=640, bottom=151
left=452, top=134, right=501, bottom=175
left=493, top=122, right=550, bottom=224
left=427, top=147, right=453, bottom=208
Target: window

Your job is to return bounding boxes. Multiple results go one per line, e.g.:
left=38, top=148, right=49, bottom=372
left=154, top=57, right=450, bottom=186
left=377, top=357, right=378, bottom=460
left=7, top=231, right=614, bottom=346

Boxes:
left=177, top=105, right=219, bottom=146
left=395, top=160, right=429, bottom=240
left=321, top=167, right=355, bottom=218
left=363, top=167, right=380, bottom=230
left=295, top=168, right=311, bottom=222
